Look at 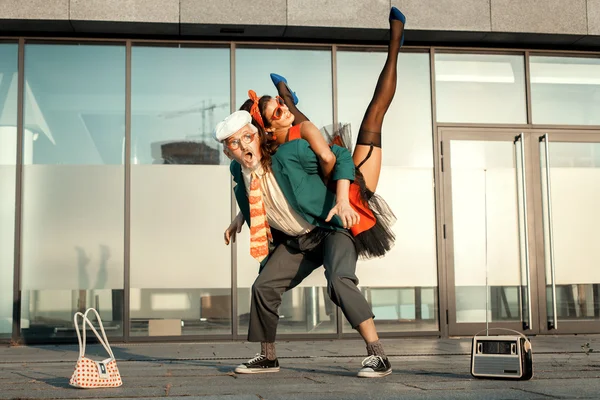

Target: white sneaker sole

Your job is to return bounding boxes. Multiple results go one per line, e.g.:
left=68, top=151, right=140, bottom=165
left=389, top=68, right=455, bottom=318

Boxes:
left=357, top=369, right=392, bottom=378
left=235, top=366, right=280, bottom=374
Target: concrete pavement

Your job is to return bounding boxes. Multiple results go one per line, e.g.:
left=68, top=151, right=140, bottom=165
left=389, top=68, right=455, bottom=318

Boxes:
left=1, top=335, right=599, bottom=399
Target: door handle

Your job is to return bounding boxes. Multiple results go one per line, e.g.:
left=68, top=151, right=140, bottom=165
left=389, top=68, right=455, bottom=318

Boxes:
left=540, top=133, right=558, bottom=330
left=515, top=133, right=532, bottom=330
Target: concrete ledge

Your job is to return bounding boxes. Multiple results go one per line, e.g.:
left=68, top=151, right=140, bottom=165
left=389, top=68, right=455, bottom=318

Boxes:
left=393, top=0, right=492, bottom=32
left=287, top=0, right=389, bottom=30
left=491, top=0, right=588, bottom=35
left=589, top=0, right=600, bottom=36
left=0, top=0, right=68, bottom=20
left=69, top=0, right=180, bottom=24
left=180, top=0, right=286, bottom=26
left=0, top=19, right=599, bottom=52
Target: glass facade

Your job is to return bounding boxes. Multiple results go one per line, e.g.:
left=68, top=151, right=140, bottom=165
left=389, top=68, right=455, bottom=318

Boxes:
left=2, top=39, right=600, bottom=342
left=450, top=140, right=523, bottom=323
left=20, top=43, right=125, bottom=340
left=541, top=140, right=600, bottom=323
left=531, top=56, right=600, bottom=125
left=435, top=53, right=527, bottom=124
left=0, top=43, right=18, bottom=338
left=130, top=45, right=232, bottom=336
left=337, top=50, right=438, bottom=332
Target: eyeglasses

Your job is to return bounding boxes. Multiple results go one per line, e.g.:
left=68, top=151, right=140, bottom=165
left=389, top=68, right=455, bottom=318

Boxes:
left=269, top=96, right=286, bottom=121
left=225, top=131, right=257, bottom=150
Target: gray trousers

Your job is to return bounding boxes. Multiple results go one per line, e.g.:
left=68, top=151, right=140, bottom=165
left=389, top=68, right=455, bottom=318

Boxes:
left=248, top=229, right=374, bottom=342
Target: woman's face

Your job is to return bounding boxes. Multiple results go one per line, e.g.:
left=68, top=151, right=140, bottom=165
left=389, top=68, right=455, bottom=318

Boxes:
left=263, top=97, right=294, bottom=131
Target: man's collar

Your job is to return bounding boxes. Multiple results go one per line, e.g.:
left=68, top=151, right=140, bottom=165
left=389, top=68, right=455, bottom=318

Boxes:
left=242, top=164, right=266, bottom=181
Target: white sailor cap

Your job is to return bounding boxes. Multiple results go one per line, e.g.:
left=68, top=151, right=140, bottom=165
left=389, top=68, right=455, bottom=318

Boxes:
left=213, top=110, right=253, bottom=142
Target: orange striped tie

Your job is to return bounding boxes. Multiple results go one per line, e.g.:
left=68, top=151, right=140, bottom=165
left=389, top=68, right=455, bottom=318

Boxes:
left=249, top=172, right=272, bottom=262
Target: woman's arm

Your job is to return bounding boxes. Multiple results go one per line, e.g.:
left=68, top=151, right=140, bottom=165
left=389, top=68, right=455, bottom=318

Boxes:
left=299, top=121, right=336, bottom=181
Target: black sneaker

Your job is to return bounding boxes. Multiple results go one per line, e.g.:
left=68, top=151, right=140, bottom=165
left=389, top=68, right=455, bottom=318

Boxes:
left=357, top=355, right=392, bottom=378
left=235, top=354, right=280, bottom=374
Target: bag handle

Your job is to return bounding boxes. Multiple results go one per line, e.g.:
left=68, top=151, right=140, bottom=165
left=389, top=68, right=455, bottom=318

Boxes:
left=473, top=327, right=532, bottom=350
left=74, top=308, right=116, bottom=360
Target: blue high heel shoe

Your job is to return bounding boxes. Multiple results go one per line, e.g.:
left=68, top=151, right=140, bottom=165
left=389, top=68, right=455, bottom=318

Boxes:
left=389, top=6, right=406, bottom=47
left=270, top=73, right=299, bottom=105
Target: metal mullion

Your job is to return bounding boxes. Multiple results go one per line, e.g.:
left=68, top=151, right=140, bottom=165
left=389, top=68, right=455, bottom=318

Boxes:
left=433, top=47, right=600, bottom=57
left=11, top=37, right=25, bottom=344
left=524, top=51, right=533, bottom=125
left=230, top=41, right=238, bottom=340
left=330, top=43, right=344, bottom=339
left=123, top=40, right=132, bottom=341
left=439, top=122, right=600, bottom=132
left=430, top=48, right=448, bottom=338
left=527, top=51, right=600, bottom=59
left=434, top=48, right=527, bottom=56
left=440, top=132, right=458, bottom=336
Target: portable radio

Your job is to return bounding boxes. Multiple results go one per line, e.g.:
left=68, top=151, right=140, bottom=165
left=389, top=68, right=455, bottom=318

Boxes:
left=471, top=330, right=533, bottom=380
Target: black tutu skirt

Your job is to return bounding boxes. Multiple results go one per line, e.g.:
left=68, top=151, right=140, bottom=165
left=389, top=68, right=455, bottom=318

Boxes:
left=321, top=123, right=397, bottom=259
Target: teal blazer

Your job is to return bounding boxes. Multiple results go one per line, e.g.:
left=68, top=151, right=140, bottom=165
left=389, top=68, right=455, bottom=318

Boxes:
left=230, top=139, right=355, bottom=234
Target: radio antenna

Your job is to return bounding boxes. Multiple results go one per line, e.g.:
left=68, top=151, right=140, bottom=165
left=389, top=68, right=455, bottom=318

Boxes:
left=484, top=168, right=489, bottom=336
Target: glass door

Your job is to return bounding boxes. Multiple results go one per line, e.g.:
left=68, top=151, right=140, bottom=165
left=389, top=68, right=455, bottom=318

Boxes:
left=536, top=131, right=600, bottom=333
left=440, top=128, right=538, bottom=336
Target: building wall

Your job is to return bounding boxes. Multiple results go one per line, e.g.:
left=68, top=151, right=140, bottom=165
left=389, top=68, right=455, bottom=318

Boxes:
left=0, top=0, right=598, bottom=45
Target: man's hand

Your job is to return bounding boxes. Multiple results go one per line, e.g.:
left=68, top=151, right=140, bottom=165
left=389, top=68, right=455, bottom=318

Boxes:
left=224, top=213, right=244, bottom=245
left=325, top=200, right=360, bottom=229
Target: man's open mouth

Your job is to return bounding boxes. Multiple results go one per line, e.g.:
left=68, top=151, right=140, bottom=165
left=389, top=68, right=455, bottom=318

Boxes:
left=244, top=152, right=253, bottom=163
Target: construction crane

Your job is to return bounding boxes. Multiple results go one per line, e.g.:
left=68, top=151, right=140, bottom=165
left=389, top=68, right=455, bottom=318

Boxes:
left=158, top=100, right=229, bottom=142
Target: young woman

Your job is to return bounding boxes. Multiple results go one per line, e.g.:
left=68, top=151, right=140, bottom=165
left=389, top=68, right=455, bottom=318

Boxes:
left=225, top=7, right=406, bottom=259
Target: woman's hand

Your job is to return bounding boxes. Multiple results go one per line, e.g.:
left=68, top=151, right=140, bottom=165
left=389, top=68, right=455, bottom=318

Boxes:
left=326, top=178, right=359, bottom=229
left=224, top=212, right=244, bottom=245
left=326, top=200, right=360, bottom=229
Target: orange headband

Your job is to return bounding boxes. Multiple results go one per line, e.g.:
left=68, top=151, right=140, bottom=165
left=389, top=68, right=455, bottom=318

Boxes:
left=248, top=90, right=265, bottom=130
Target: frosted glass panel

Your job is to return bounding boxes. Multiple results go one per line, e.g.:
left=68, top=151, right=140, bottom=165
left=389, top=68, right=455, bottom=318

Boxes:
left=450, top=140, right=523, bottom=323
left=541, top=141, right=600, bottom=321
left=130, top=166, right=232, bottom=335
left=531, top=57, right=600, bottom=125
left=21, top=44, right=125, bottom=340
left=337, top=51, right=437, bottom=332
left=0, top=43, right=18, bottom=337
left=435, top=54, right=527, bottom=124
left=130, top=45, right=232, bottom=336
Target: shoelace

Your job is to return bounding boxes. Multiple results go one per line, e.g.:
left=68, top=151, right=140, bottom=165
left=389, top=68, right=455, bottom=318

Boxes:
left=247, top=354, right=266, bottom=365
left=361, top=355, right=383, bottom=368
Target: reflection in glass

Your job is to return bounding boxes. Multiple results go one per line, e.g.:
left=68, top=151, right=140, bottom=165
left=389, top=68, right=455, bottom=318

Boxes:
left=435, top=54, right=527, bottom=124
left=130, top=45, right=232, bottom=336
left=338, top=51, right=438, bottom=332
left=450, top=140, right=523, bottom=323
left=0, top=43, right=18, bottom=338
left=531, top=57, right=600, bottom=125
left=540, top=140, right=600, bottom=322
left=20, top=44, right=125, bottom=340
left=235, top=47, right=333, bottom=129
left=235, top=47, right=337, bottom=335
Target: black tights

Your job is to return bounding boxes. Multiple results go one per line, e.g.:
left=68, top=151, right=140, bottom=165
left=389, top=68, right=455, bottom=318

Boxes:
left=276, top=18, right=404, bottom=163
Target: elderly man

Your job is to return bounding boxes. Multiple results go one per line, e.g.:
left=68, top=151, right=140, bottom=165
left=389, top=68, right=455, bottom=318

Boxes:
left=214, top=110, right=391, bottom=378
